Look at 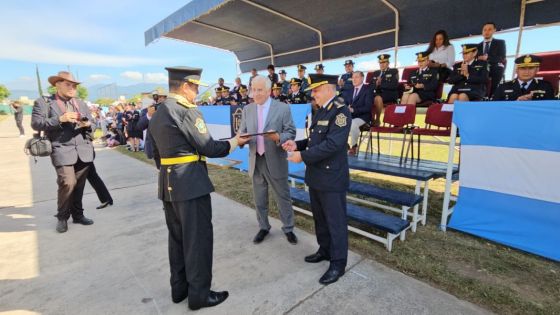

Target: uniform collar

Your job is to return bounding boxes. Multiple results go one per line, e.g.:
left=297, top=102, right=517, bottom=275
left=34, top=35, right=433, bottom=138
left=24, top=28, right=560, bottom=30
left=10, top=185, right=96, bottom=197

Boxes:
left=169, top=93, right=196, bottom=108
left=321, top=96, right=336, bottom=108
left=517, top=78, right=534, bottom=87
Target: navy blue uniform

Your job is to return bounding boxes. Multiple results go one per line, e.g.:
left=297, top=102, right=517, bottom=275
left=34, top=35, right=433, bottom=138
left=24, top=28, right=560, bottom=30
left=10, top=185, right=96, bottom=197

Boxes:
left=279, top=80, right=290, bottom=95
left=447, top=60, right=489, bottom=100
left=369, top=68, right=399, bottom=103
left=287, top=90, right=308, bottom=104
left=296, top=96, right=351, bottom=268
left=493, top=79, right=555, bottom=101
left=406, top=67, right=440, bottom=102
left=339, top=72, right=353, bottom=94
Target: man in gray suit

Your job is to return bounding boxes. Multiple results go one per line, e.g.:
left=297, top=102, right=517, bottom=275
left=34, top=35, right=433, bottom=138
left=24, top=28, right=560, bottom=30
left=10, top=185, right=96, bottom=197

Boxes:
left=238, top=76, right=298, bottom=244
left=31, top=71, right=95, bottom=233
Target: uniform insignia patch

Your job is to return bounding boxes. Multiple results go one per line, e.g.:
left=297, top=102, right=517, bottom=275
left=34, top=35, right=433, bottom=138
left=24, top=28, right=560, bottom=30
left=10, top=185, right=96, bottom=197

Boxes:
left=335, top=113, right=347, bottom=127
left=195, top=117, right=207, bottom=134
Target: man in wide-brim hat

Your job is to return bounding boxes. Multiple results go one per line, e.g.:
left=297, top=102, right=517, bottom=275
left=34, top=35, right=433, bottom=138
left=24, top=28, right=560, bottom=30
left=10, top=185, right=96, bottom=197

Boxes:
left=31, top=70, right=95, bottom=233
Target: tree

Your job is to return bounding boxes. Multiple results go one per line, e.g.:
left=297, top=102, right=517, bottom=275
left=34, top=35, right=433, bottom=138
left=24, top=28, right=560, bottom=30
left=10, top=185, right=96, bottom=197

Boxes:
left=0, top=85, right=11, bottom=101
left=77, top=85, right=88, bottom=100
left=94, top=98, right=116, bottom=106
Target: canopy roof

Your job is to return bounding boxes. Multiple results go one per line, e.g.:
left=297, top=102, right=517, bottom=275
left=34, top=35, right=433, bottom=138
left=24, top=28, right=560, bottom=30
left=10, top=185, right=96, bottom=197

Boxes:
left=145, top=0, right=560, bottom=72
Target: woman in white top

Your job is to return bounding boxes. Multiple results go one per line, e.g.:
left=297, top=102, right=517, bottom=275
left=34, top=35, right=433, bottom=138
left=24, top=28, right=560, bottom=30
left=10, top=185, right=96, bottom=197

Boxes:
left=428, top=30, right=455, bottom=81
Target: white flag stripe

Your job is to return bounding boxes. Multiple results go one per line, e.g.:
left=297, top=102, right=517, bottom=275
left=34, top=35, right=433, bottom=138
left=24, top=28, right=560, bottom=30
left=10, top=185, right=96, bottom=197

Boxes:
left=460, top=145, right=560, bottom=204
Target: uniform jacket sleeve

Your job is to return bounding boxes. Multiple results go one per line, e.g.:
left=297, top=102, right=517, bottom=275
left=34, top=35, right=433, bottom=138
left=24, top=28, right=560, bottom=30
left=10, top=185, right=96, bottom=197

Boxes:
left=301, top=106, right=351, bottom=164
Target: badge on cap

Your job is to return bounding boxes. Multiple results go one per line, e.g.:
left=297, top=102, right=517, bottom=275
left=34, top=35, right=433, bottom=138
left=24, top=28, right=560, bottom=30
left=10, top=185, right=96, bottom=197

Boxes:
left=335, top=113, right=347, bottom=127
left=195, top=117, right=207, bottom=134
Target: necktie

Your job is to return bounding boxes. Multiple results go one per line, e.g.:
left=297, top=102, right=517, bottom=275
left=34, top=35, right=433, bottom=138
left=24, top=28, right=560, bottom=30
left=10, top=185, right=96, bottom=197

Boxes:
left=484, top=41, right=490, bottom=55
left=257, top=105, right=265, bottom=155
left=353, top=87, right=359, bottom=99
left=521, top=82, right=528, bottom=93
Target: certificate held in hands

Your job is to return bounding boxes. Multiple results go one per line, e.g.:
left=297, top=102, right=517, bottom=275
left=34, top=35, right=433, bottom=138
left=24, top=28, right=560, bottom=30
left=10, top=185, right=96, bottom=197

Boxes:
left=219, top=130, right=277, bottom=140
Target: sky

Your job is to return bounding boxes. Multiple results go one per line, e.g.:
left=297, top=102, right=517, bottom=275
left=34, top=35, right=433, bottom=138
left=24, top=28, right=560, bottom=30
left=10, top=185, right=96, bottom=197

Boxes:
left=1, top=0, right=559, bottom=98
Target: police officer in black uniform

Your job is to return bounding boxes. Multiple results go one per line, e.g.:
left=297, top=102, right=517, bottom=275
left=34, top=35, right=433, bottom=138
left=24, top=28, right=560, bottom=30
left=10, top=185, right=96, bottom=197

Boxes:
left=283, top=73, right=351, bottom=285
left=369, top=54, right=399, bottom=126
left=493, top=54, right=555, bottom=101
left=235, top=85, right=251, bottom=105
left=297, top=64, right=310, bottom=93
left=148, top=66, right=249, bottom=311
left=314, top=63, right=325, bottom=75
left=401, top=51, right=440, bottom=105
left=447, top=44, right=489, bottom=103
left=287, top=78, right=308, bottom=104
left=278, top=70, right=290, bottom=95
left=338, top=59, right=354, bottom=94
left=272, top=82, right=287, bottom=102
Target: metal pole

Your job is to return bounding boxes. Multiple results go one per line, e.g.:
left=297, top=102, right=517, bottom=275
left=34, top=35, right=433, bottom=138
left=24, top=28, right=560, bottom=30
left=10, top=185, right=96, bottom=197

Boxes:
left=440, top=122, right=458, bottom=231
left=381, top=0, right=400, bottom=66
left=513, top=0, right=527, bottom=79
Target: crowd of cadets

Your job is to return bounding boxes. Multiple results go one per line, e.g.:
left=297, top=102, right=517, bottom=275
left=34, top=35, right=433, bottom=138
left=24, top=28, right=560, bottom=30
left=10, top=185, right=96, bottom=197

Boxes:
left=211, top=23, right=556, bottom=108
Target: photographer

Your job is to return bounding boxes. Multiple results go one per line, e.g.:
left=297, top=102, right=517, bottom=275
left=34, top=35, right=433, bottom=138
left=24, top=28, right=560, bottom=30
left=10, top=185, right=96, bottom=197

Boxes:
left=31, top=71, right=95, bottom=233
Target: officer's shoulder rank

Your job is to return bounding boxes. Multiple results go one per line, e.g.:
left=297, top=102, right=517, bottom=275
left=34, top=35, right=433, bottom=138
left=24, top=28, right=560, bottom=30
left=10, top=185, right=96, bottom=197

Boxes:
left=335, top=113, right=347, bottom=127
left=195, top=117, right=208, bottom=134
left=334, top=97, right=345, bottom=108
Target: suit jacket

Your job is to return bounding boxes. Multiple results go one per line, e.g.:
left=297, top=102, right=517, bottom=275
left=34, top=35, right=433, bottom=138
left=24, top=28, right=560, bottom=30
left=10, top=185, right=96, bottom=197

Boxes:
left=238, top=98, right=296, bottom=179
left=31, top=95, right=94, bottom=167
left=477, top=39, right=506, bottom=66
left=344, top=84, right=374, bottom=123
left=296, top=97, right=351, bottom=192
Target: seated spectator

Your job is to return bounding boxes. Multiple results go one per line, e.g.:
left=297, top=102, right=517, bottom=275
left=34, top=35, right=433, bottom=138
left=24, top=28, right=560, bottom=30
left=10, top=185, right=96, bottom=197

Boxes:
left=447, top=44, right=489, bottom=103
left=216, top=86, right=234, bottom=105
left=427, top=30, right=455, bottom=82
left=267, top=64, right=278, bottom=84
left=346, top=71, right=374, bottom=156
left=286, top=78, right=308, bottom=104
left=401, top=51, right=440, bottom=105
left=368, top=54, right=399, bottom=126
left=493, top=54, right=555, bottom=101
left=231, top=77, right=243, bottom=100
left=272, top=82, right=287, bottom=102
left=231, top=85, right=251, bottom=105
left=314, top=63, right=325, bottom=75
left=278, top=70, right=290, bottom=95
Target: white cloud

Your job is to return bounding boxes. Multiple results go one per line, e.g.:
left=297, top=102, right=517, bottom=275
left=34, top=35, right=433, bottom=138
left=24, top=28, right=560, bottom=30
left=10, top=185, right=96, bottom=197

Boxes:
left=144, top=72, right=168, bottom=83
left=88, top=74, right=111, bottom=82
left=121, top=71, right=143, bottom=81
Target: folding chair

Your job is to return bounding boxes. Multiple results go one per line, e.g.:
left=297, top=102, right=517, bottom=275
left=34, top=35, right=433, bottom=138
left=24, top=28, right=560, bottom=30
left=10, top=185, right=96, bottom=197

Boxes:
left=405, top=103, right=453, bottom=162
left=365, top=104, right=416, bottom=162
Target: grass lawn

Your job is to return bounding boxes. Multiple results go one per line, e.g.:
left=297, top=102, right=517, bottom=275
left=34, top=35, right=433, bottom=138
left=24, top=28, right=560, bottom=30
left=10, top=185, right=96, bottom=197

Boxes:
left=114, top=123, right=559, bottom=315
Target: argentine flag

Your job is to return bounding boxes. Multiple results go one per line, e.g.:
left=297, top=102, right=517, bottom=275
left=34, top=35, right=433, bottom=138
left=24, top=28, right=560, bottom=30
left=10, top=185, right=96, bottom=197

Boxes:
left=449, top=100, right=560, bottom=261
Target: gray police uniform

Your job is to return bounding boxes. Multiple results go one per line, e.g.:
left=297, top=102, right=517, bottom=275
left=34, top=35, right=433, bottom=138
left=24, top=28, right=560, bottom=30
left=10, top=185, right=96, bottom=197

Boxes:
left=148, top=92, right=232, bottom=307
left=296, top=96, right=351, bottom=269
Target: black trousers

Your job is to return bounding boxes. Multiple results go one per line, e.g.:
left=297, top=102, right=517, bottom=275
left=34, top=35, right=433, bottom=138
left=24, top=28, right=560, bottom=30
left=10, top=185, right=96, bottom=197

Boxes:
left=489, top=64, right=505, bottom=98
left=163, top=194, right=213, bottom=307
left=15, top=114, right=24, bottom=135
left=55, top=159, right=91, bottom=220
left=87, top=163, right=112, bottom=203
left=309, top=188, right=348, bottom=269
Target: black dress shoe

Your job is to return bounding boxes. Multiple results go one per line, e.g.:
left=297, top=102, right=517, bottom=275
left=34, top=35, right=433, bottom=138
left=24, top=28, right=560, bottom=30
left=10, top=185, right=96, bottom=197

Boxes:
left=96, top=200, right=113, bottom=209
left=285, top=232, right=298, bottom=244
left=72, top=216, right=94, bottom=225
left=253, top=229, right=269, bottom=244
left=56, top=219, right=68, bottom=233
left=304, top=252, right=329, bottom=263
left=319, top=267, right=345, bottom=285
left=171, top=288, right=188, bottom=303
left=189, top=290, right=229, bottom=310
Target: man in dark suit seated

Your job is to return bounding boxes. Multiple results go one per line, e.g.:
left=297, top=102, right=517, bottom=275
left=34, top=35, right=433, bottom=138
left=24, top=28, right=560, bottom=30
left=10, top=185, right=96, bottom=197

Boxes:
left=477, top=22, right=506, bottom=98
left=493, top=54, right=555, bottom=101
left=344, top=71, right=373, bottom=156
left=368, top=54, right=399, bottom=126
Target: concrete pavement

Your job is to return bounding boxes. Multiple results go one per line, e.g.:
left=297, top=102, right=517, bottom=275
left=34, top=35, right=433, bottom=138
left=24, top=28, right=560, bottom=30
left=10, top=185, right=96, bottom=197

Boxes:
left=0, top=116, right=490, bottom=314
